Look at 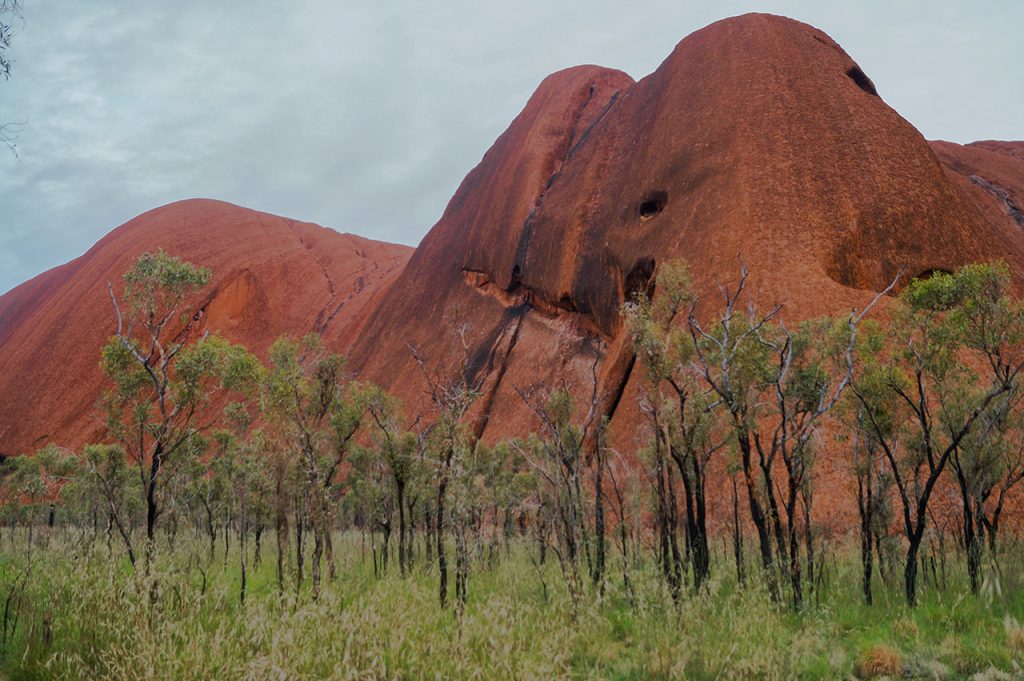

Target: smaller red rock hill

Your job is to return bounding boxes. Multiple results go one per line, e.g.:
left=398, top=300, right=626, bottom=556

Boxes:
left=0, top=198, right=412, bottom=455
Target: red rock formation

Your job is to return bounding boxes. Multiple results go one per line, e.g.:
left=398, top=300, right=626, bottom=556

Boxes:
left=969, top=140, right=1024, bottom=162
left=349, top=64, right=635, bottom=439
left=352, top=13, right=1023, bottom=454
left=931, top=139, right=1024, bottom=240
left=2, top=12, right=1022, bottom=503
left=0, top=198, right=411, bottom=455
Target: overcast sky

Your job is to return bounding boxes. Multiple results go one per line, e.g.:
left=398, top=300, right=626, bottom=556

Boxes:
left=1, top=1, right=1022, bottom=294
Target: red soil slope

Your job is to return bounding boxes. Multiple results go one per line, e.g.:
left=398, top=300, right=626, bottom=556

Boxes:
left=352, top=13, right=1023, bottom=451
left=0, top=199, right=411, bottom=455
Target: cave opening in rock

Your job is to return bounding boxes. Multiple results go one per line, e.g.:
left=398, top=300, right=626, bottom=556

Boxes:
left=625, top=257, right=656, bottom=301
left=846, top=66, right=878, bottom=96
left=639, top=190, right=668, bottom=219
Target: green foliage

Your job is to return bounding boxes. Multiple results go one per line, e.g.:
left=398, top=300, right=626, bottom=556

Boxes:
left=91, top=251, right=265, bottom=566
left=262, top=333, right=366, bottom=475
left=623, top=260, right=696, bottom=384
left=102, top=253, right=261, bottom=447
left=11, top=252, right=1024, bottom=673
left=855, top=261, right=1024, bottom=471
left=120, top=249, right=210, bottom=324
left=176, top=336, right=263, bottom=398
left=2, top=445, right=74, bottom=501
left=894, top=263, right=1022, bottom=376
left=846, top=261, right=1024, bottom=605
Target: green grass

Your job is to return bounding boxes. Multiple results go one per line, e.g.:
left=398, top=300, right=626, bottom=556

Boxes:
left=1, top=530, right=1023, bottom=679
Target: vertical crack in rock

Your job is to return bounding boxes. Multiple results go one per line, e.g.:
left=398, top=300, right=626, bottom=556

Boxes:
left=588, top=258, right=657, bottom=440
left=567, top=90, right=622, bottom=160
left=470, top=308, right=526, bottom=440
left=461, top=79, right=630, bottom=440
left=462, top=266, right=638, bottom=442
left=513, top=85, right=624, bottom=289
left=597, top=334, right=637, bottom=428
left=322, top=275, right=368, bottom=330
left=566, top=82, right=599, bottom=149
left=311, top=259, right=338, bottom=334
left=285, top=219, right=339, bottom=333
left=604, top=355, right=635, bottom=423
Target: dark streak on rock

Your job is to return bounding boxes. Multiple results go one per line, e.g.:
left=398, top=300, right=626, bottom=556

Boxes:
left=970, top=175, right=1024, bottom=228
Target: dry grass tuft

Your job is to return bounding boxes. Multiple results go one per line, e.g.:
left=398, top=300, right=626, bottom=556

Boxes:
left=892, top=616, right=919, bottom=641
left=1005, top=618, right=1024, bottom=652
left=855, top=644, right=903, bottom=679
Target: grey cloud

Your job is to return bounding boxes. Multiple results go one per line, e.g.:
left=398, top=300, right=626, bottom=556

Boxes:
left=1, top=0, right=1022, bottom=293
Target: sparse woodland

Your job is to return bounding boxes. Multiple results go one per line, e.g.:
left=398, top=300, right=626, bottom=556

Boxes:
left=5, top=251, right=1024, bottom=678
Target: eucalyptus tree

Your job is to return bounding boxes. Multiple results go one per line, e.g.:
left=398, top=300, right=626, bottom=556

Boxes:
left=410, top=323, right=483, bottom=609
left=684, top=260, right=889, bottom=607
left=759, top=315, right=875, bottom=605
left=852, top=263, right=1024, bottom=606
left=262, top=333, right=367, bottom=598
left=77, top=444, right=142, bottom=563
left=976, top=415, right=1024, bottom=556
left=183, top=446, right=228, bottom=564
left=624, top=261, right=723, bottom=592
left=102, top=250, right=262, bottom=570
left=346, top=441, right=394, bottom=575
left=1, top=445, right=77, bottom=544
left=945, top=386, right=1024, bottom=592
left=844, top=395, right=895, bottom=606
left=638, top=430, right=683, bottom=596
left=604, top=447, right=640, bottom=603
left=475, top=439, right=526, bottom=563
left=365, top=387, right=420, bottom=576
left=264, top=440, right=299, bottom=595
left=514, top=384, right=604, bottom=603
left=208, top=403, right=269, bottom=603
left=446, top=438, right=516, bottom=591
left=423, top=401, right=477, bottom=609
left=625, top=257, right=885, bottom=605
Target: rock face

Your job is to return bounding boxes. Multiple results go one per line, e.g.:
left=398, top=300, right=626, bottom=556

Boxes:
left=351, top=13, right=1024, bottom=449
left=931, top=140, right=1024, bottom=236
left=1, top=13, right=1022, bottom=474
left=0, top=199, right=411, bottom=455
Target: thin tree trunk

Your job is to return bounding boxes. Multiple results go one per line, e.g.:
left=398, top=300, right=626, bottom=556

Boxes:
left=732, top=474, right=745, bottom=587
left=311, top=529, right=323, bottom=600
left=437, top=467, right=449, bottom=608
left=738, top=435, right=777, bottom=599
left=593, top=448, right=606, bottom=593
left=276, top=489, right=288, bottom=596
left=295, top=502, right=305, bottom=594
left=397, top=479, right=407, bottom=576
left=144, top=443, right=164, bottom=572
left=905, top=532, right=923, bottom=607
left=858, top=477, right=873, bottom=605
